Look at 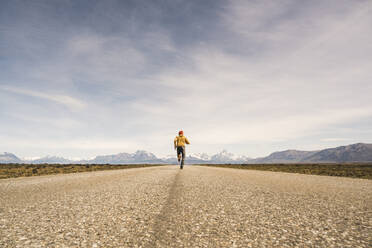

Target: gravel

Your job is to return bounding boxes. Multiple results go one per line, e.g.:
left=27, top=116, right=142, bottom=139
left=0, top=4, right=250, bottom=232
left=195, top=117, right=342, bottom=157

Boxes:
left=0, top=165, right=371, bottom=247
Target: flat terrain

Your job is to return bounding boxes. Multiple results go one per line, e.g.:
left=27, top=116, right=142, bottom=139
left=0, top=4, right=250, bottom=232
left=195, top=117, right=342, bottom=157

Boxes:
left=199, top=163, right=372, bottom=179
left=0, top=164, right=165, bottom=179
left=0, top=165, right=371, bottom=247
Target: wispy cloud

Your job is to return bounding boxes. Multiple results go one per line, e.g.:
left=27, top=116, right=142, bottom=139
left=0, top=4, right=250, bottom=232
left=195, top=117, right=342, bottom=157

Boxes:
left=8, top=113, right=82, bottom=129
left=321, top=138, right=352, bottom=142
left=0, top=86, right=86, bottom=111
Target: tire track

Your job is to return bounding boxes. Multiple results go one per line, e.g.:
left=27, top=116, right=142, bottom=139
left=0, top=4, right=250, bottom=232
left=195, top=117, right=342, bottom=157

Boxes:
left=147, top=168, right=183, bottom=247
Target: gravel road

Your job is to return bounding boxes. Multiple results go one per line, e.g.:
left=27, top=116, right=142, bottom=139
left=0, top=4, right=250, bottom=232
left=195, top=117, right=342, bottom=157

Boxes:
left=1, top=165, right=371, bottom=247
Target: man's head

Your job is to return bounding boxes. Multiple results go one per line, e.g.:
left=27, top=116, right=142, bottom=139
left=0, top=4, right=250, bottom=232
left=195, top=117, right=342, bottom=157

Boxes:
left=179, top=130, right=184, bottom=136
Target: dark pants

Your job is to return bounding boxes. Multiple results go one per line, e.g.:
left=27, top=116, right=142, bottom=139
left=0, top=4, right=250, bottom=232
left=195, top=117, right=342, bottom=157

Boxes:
left=177, top=146, right=185, bottom=165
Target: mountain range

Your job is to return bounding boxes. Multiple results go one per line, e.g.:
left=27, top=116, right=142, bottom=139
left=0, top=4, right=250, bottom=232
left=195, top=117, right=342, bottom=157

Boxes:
left=1, top=143, right=372, bottom=164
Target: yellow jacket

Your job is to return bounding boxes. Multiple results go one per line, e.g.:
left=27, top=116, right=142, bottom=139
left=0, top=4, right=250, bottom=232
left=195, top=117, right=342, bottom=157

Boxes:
left=174, top=135, right=190, bottom=147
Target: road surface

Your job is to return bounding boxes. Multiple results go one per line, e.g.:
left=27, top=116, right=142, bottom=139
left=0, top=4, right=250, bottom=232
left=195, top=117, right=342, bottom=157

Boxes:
left=0, top=165, right=371, bottom=247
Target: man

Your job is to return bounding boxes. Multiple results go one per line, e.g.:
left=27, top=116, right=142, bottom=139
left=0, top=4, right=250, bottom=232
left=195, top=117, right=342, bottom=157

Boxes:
left=174, top=130, right=190, bottom=169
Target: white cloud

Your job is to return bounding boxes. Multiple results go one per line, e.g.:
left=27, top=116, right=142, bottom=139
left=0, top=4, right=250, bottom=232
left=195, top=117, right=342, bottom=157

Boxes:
left=0, top=86, right=86, bottom=111
left=321, top=138, right=352, bottom=142
left=8, top=113, right=82, bottom=129
left=192, top=107, right=372, bottom=144
left=66, top=34, right=146, bottom=81
left=0, top=137, right=141, bottom=157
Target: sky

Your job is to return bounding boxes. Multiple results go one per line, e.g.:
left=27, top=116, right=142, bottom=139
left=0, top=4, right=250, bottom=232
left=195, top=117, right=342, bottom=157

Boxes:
left=0, top=0, right=372, bottom=159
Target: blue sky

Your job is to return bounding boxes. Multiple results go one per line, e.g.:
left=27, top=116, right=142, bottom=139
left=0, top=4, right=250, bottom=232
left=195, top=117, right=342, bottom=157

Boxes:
left=1, top=0, right=371, bottom=159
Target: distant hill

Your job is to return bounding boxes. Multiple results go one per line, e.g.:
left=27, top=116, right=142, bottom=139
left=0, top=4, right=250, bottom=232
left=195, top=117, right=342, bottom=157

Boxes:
left=250, top=143, right=372, bottom=163
left=89, top=150, right=163, bottom=164
left=252, top=150, right=318, bottom=163
left=27, top=156, right=73, bottom=164
left=1, top=143, right=372, bottom=164
left=210, top=150, right=251, bottom=163
left=0, top=152, right=22, bottom=163
left=303, top=143, right=372, bottom=163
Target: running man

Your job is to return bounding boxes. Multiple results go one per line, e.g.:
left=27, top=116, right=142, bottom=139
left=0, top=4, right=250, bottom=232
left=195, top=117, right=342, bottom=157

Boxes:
left=174, top=130, right=190, bottom=168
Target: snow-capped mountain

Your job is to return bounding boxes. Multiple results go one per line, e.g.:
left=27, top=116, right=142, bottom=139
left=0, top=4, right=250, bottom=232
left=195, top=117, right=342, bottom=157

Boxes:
left=2, top=143, right=372, bottom=164
left=210, top=150, right=236, bottom=163
left=190, top=153, right=211, bottom=161
left=0, top=152, right=22, bottom=163
left=161, top=154, right=178, bottom=164
left=209, top=150, right=251, bottom=163
left=27, top=156, right=73, bottom=164
left=161, top=151, right=250, bottom=164
left=90, top=150, right=163, bottom=164
left=161, top=152, right=212, bottom=164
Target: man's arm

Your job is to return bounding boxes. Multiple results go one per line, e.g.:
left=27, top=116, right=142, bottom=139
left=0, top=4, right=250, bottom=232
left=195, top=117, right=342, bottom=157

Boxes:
left=174, top=137, right=177, bottom=149
left=185, top=137, right=190, bottom=145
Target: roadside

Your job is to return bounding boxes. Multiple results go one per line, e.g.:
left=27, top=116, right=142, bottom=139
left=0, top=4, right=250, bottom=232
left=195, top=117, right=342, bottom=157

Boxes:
left=198, top=163, right=372, bottom=179
left=0, top=163, right=166, bottom=179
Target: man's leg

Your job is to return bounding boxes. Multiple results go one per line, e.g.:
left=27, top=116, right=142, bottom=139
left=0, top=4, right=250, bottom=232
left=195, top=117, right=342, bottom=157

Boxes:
left=177, top=147, right=181, bottom=162
left=181, top=147, right=185, bottom=166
